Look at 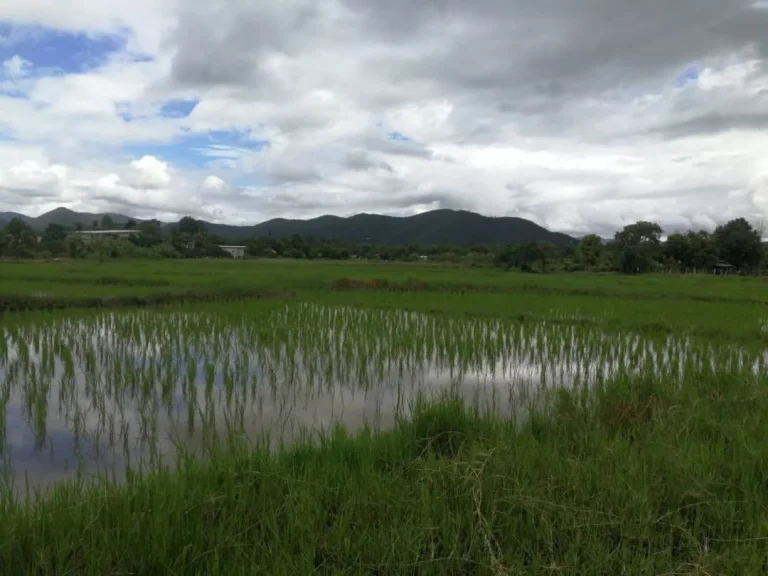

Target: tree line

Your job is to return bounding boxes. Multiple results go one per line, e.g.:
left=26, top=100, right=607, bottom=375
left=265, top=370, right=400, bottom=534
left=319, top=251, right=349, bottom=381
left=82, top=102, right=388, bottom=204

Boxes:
left=1, top=215, right=766, bottom=274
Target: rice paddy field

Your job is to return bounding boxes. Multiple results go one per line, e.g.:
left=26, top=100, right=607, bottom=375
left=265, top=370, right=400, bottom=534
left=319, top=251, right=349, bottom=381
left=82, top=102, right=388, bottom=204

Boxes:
left=1, top=259, right=767, bottom=574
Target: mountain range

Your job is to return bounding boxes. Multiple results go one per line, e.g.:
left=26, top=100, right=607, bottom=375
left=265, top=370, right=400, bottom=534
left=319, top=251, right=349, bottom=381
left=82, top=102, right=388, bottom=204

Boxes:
left=0, top=207, right=577, bottom=246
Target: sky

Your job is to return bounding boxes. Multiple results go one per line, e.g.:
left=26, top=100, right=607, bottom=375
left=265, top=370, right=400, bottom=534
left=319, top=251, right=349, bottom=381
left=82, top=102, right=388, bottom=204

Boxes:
left=1, top=1, right=768, bottom=236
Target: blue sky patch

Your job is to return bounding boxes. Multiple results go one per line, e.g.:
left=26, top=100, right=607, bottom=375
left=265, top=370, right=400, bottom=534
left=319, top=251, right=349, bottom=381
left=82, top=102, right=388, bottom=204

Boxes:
left=387, top=131, right=411, bottom=142
left=675, top=65, right=700, bottom=88
left=0, top=85, right=27, bottom=98
left=123, top=129, right=271, bottom=168
left=0, top=22, right=130, bottom=75
left=160, top=99, right=200, bottom=119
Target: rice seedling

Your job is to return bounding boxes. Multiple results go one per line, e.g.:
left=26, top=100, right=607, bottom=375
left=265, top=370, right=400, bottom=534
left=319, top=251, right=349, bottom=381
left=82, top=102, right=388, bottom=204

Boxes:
left=0, top=302, right=763, bottom=493
left=0, top=273, right=766, bottom=573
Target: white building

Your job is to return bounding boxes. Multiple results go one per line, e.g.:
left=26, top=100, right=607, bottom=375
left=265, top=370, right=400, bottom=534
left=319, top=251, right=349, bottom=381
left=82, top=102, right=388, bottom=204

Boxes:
left=219, top=245, right=246, bottom=258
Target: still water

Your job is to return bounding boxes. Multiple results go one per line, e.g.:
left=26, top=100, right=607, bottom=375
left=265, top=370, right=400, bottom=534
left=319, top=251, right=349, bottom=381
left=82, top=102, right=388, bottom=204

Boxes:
left=0, top=303, right=761, bottom=491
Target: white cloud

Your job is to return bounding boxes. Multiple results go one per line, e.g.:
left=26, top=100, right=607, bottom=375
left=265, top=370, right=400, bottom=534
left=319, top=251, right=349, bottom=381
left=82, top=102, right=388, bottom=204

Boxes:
left=1, top=55, right=30, bottom=78
left=0, top=0, right=768, bottom=235
left=127, top=155, right=172, bottom=190
left=0, top=0, right=174, bottom=55
left=202, top=175, right=226, bottom=191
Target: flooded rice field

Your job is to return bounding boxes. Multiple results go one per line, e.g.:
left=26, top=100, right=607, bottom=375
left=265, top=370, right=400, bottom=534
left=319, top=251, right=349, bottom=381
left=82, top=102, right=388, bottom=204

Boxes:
left=0, top=303, right=764, bottom=491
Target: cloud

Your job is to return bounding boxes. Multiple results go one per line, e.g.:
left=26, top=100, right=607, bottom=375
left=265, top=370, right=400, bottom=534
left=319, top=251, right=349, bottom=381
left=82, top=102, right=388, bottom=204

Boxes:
left=125, top=155, right=172, bottom=189
left=0, top=160, right=66, bottom=197
left=343, top=150, right=394, bottom=173
left=0, top=0, right=768, bottom=234
left=1, top=54, right=30, bottom=77
left=656, top=112, right=768, bottom=139
left=202, top=174, right=226, bottom=192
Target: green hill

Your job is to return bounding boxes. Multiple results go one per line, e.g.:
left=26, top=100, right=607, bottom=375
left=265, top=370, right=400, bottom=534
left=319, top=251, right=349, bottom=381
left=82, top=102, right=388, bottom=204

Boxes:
left=1, top=207, right=576, bottom=246
left=31, top=208, right=135, bottom=229
left=206, top=210, right=577, bottom=246
left=0, top=212, right=28, bottom=227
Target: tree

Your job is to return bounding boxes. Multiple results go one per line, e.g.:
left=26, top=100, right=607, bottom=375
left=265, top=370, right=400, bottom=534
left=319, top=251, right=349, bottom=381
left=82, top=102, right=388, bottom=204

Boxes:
left=663, top=233, right=691, bottom=271
left=39, top=223, right=68, bottom=256
left=135, top=220, right=163, bottom=247
left=0, top=217, right=37, bottom=258
left=538, top=242, right=558, bottom=273
left=42, top=223, right=67, bottom=243
left=577, top=234, right=603, bottom=268
left=100, top=215, right=114, bottom=230
left=686, top=231, right=718, bottom=272
left=178, top=216, right=205, bottom=236
left=125, top=219, right=137, bottom=230
left=614, top=221, right=663, bottom=273
left=714, top=218, right=763, bottom=272
left=3, top=217, right=33, bottom=239
left=93, top=237, right=110, bottom=263
left=66, top=235, right=86, bottom=259
left=517, top=242, right=544, bottom=272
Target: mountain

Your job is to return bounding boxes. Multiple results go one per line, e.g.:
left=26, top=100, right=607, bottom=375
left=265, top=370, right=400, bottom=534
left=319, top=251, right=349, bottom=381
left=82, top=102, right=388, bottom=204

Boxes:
left=0, top=208, right=139, bottom=230
left=0, top=207, right=577, bottom=246
left=32, top=208, right=136, bottom=229
left=205, top=209, right=577, bottom=246
left=0, top=211, right=28, bottom=226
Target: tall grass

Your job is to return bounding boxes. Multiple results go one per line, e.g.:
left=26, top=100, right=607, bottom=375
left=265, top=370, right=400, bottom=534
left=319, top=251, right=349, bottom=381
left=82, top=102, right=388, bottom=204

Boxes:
left=2, top=369, right=768, bottom=574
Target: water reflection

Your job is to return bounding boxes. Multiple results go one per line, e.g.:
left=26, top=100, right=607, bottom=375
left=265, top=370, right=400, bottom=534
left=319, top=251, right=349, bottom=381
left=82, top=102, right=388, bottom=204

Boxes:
left=0, top=303, right=764, bottom=491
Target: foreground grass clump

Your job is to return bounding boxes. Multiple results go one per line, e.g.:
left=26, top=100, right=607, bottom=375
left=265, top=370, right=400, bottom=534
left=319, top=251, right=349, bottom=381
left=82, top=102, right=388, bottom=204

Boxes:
left=3, top=373, right=768, bottom=575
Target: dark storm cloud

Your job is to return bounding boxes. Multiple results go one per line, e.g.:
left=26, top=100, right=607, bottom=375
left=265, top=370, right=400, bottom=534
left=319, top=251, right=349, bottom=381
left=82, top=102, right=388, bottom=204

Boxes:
left=345, top=0, right=768, bottom=90
left=154, top=0, right=768, bottom=232
left=165, top=0, right=768, bottom=147
left=169, top=0, right=767, bottom=96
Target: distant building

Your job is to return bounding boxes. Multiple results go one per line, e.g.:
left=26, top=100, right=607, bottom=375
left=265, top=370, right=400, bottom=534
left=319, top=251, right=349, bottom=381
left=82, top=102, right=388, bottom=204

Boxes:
left=74, top=230, right=140, bottom=242
left=713, top=261, right=736, bottom=276
left=219, top=245, right=246, bottom=259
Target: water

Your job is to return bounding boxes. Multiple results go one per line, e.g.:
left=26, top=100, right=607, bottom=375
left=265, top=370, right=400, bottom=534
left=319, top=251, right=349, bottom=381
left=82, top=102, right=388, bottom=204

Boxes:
left=0, top=303, right=763, bottom=492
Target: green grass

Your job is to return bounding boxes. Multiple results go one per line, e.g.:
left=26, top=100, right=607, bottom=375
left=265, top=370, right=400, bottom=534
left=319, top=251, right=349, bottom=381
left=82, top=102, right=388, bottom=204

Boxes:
left=1, top=260, right=768, bottom=574
left=2, top=258, right=768, bottom=301
left=1, top=258, right=767, bottom=346
left=2, top=370, right=768, bottom=575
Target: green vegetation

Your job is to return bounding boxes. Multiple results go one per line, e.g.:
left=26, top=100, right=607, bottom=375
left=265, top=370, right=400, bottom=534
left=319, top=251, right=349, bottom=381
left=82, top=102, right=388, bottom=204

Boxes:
left=0, top=207, right=576, bottom=246
left=0, top=259, right=767, bottom=574
left=2, top=371, right=768, bottom=574
left=3, top=209, right=767, bottom=275
left=1, top=259, right=766, bottom=345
